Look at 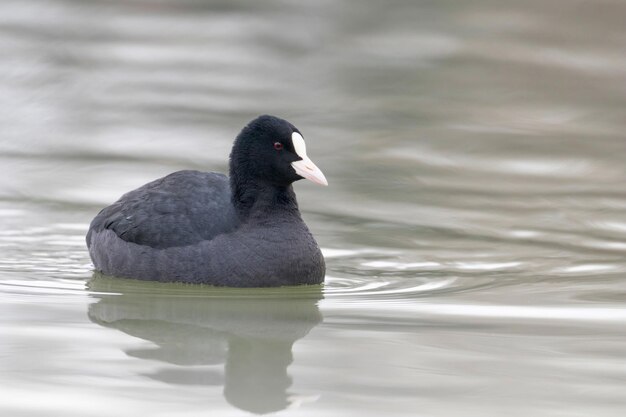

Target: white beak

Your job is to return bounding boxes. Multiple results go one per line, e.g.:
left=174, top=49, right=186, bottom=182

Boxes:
left=290, top=132, right=328, bottom=186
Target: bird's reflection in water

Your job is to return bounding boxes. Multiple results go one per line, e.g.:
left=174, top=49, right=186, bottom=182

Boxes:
left=87, top=274, right=323, bottom=414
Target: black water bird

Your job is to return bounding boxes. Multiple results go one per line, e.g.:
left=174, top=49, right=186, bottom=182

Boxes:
left=86, top=115, right=327, bottom=287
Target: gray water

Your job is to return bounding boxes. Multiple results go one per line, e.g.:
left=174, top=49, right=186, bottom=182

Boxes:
left=1, top=0, right=626, bottom=416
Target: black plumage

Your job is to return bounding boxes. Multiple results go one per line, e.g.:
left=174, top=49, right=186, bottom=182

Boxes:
left=86, top=115, right=326, bottom=287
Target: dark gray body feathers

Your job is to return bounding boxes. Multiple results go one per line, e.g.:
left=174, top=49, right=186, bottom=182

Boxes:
left=87, top=171, right=238, bottom=249
left=86, top=170, right=325, bottom=286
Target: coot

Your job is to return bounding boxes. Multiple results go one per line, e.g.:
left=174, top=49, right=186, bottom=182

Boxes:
left=86, top=115, right=327, bottom=287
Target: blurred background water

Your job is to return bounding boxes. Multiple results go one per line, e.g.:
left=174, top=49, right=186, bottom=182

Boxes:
left=1, top=0, right=626, bottom=416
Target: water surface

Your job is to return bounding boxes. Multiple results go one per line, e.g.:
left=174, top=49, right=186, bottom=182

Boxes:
left=1, top=0, right=626, bottom=416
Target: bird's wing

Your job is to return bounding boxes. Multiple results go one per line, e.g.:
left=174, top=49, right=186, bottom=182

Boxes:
left=87, top=170, right=239, bottom=249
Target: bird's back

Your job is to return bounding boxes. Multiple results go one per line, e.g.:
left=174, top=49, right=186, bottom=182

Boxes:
left=86, top=170, right=239, bottom=250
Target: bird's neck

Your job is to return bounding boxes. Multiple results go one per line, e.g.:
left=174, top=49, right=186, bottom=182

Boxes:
left=230, top=176, right=300, bottom=221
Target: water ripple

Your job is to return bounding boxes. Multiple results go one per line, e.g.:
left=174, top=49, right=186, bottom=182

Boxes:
left=325, top=300, right=626, bottom=323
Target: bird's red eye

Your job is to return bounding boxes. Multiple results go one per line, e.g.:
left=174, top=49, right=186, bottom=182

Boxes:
left=274, top=142, right=283, bottom=151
